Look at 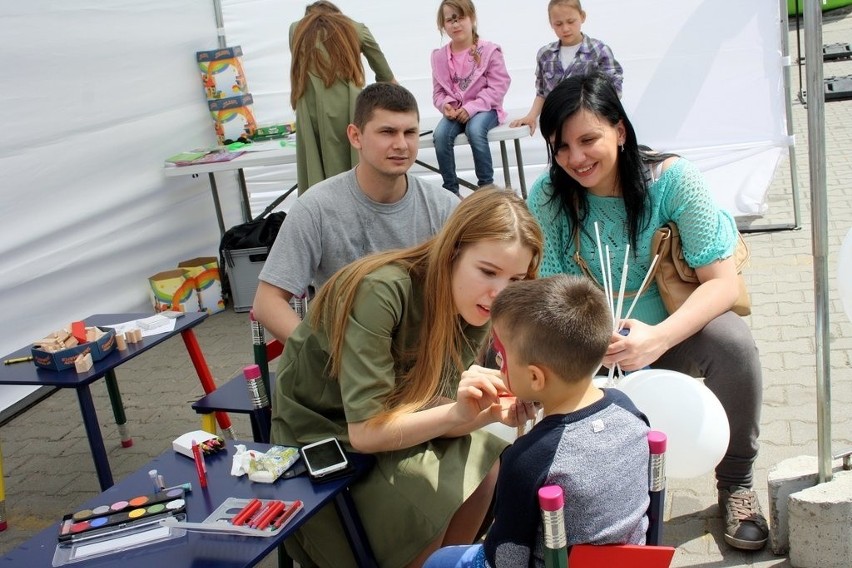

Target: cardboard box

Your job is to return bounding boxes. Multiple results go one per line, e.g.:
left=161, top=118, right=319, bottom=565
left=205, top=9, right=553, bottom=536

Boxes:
left=253, top=122, right=295, bottom=141
left=172, top=430, right=223, bottom=459
left=208, top=94, right=257, bottom=145
left=178, top=257, right=225, bottom=314
left=196, top=46, right=249, bottom=100
left=148, top=269, right=200, bottom=313
left=31, top=327, right=116, bottom=371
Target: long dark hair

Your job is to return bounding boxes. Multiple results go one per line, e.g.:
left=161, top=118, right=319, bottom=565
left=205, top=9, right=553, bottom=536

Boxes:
left=539, top=70, right=673, bottom=250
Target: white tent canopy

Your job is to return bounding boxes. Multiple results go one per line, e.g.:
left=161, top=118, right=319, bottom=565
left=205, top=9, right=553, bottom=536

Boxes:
left=0, top=0, right=787, bottom=414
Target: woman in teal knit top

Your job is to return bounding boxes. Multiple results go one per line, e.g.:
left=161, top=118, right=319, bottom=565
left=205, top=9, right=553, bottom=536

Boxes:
left=526, top=70, right=769, bottom=552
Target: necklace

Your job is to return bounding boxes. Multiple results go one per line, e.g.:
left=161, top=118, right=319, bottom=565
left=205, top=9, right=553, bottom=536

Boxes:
left=450, top=46, right=481, bottom=91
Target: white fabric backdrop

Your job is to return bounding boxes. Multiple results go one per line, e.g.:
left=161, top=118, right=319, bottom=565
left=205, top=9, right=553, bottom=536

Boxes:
left=225, top=0, right=789, bottom=217
left=0, top=0, right=787, bottom=414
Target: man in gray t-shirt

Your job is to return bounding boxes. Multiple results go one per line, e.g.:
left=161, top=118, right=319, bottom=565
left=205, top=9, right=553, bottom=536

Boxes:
left=253, top=83, right=459, bottom=342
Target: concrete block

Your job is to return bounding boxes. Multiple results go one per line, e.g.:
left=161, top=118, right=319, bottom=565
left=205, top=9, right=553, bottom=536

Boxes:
left=788, top=470, right=852, bottom=568
left=767, top=455, right=820, bottom=555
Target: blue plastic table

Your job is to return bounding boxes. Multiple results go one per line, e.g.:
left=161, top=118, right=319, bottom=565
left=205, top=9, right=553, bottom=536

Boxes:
left=0, top=441, right=376, bottom=567
left=0, top=313, right=214, bottom=491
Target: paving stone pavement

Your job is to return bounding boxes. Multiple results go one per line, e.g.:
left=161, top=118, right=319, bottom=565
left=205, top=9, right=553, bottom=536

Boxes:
left=1, top=8, right=851, bottom=567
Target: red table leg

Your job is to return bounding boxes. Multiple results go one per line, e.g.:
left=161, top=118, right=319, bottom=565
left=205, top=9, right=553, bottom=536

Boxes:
left=181, top=329, right=236, bottom=439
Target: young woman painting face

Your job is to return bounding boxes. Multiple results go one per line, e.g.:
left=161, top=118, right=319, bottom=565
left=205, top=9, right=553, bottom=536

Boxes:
left=452, top=239, right=533, bottom=327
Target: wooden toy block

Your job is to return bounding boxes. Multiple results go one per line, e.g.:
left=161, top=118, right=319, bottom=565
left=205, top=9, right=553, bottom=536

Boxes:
left=115, top=334, right=127, bottom=351
left=132, top=329, right=143, bottom=343
left=124, top=331, right=135, bottom=345
left=71, top=321, right=87, bottom=344
left=74, top=352, right=93, bottom=373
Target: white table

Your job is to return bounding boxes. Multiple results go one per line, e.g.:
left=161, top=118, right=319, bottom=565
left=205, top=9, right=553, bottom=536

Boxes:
left=164, top=142, right=297, bottom=235
left=164, top=124, right=531, bottom=235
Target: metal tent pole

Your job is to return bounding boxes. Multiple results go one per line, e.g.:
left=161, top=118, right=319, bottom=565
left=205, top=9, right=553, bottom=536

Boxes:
left=803, top=0, right=832, bottom=484
left=213, top=0, right=227, bottom=48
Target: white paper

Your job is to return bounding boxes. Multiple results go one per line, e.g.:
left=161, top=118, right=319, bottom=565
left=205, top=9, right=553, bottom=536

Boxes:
left=71, top=526, right=172, bottom=559
left=102, top=316, right=177, bottom=338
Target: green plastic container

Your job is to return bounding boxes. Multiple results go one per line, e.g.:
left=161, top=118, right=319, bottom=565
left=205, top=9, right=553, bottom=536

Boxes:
left=788, top=0, right=852, bottom=15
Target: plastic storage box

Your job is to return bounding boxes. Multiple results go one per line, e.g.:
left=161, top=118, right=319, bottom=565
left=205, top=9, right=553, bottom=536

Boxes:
left=223, top=246, right=268, bottom=312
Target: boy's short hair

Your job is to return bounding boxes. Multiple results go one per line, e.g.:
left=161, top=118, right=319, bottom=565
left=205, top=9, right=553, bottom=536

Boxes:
left=353, top=83, right=420, bottom=130
left=491, top=275, right=611, bottom=382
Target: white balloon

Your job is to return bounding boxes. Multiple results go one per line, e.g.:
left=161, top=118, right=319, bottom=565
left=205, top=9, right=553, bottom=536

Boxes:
left=613, top=369, right=730, bottom=479
left=838, top=228, right=852, bottom=323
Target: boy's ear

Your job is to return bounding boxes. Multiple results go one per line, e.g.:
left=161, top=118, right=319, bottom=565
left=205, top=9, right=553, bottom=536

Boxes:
left=347, top=123, right=361, bottom=149
left=580, top=11, right=587, bottom=23
left=528, top=364, right=547, bottom=393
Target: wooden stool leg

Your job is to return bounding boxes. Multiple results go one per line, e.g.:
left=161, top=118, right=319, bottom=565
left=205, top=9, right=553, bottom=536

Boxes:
left=105, top=369, right=133, bottom=448
left=200, top=413, right=217, bottom=436
left=181, top=329, right=236, bottom=439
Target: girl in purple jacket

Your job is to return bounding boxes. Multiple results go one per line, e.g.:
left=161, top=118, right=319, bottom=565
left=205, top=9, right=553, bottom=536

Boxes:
left=431, top=0, right=511, bottom=196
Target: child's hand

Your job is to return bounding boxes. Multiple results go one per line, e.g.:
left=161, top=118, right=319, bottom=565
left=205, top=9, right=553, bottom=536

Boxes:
left=509, top=115, right=536, bottom=135
left=456, top=108, right=470, bottom=124
left=443, top=103, right=459, bottom=120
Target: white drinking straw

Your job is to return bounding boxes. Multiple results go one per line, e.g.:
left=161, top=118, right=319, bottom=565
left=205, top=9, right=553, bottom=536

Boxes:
left=619, top=254, right=661, bottom=330
left=593, top=223, right=611, bottom=307
left=614, top=244, right=631, bottom=325
left=604, top=245, right=615, bottom=321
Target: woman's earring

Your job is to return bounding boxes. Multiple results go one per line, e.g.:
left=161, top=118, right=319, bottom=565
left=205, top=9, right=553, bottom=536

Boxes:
left=619, top=143, right=625, bottom=153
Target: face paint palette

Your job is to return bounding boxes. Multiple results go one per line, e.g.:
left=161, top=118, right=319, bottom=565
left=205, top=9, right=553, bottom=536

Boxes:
left=57, top=487, right=187, bottom=543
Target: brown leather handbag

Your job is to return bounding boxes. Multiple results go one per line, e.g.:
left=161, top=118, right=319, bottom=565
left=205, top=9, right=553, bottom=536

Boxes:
left=650, top=222, right=751, bottom=316
left=573, top=223, right=752, bottom=316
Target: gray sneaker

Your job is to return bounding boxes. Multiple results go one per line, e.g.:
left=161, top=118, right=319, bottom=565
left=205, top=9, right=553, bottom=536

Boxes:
left=718, top=486, right=769, bottom=550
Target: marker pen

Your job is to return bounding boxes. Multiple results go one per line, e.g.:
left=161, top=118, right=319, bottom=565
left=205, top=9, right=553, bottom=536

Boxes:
left=191, top=440, right=208, bottom=488
left=231, top=498, right=261, bottom=526
left=248, top=501, right=274, bottom=529
left=273, top=500, right=303, bottom=529
left=254, top=501, right=285, bottom=530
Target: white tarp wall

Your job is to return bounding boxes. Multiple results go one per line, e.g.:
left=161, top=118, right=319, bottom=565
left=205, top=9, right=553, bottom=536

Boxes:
left=0, top=0, right=786, bottom=414
left=227, top=0, right=788, bottom=217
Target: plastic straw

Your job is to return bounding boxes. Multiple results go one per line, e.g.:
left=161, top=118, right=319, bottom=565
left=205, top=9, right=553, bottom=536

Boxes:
left=619, top=254, right=660, bottom=330
left=614, top=244, right=631, bottom=326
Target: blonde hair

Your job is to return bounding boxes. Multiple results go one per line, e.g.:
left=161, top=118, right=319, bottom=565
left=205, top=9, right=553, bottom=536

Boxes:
left=290, top=9, right=364, bottom=108
left=436, top=0, right=482, bottom=66
left=311, top=189, right=543, bottom=422
left=548, top=0, right=584, bottom=12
